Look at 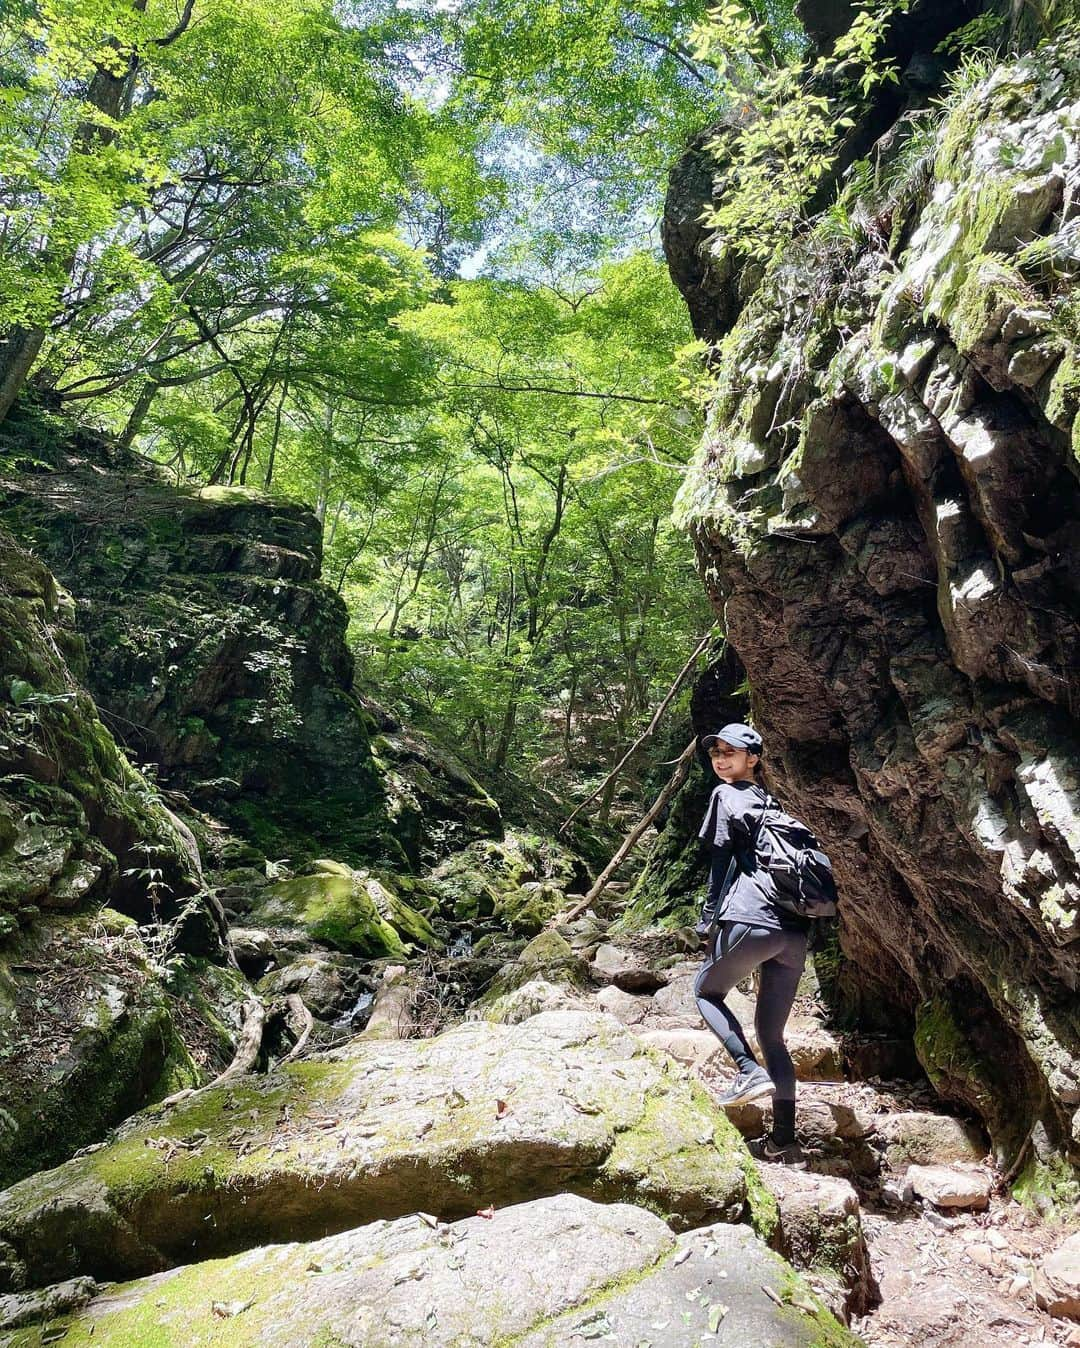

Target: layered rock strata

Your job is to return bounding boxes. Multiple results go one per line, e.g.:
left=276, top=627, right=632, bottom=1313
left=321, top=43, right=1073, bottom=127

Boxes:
left=0, top=529, right=227, bottom=1185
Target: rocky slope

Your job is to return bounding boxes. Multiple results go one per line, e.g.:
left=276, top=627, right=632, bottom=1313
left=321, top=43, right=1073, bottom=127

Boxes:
left=0, top=408, right=880, bottom=1345
left=0, top=525, right=232, bottom=1187
left=664, top=18, right=1080, bottom=1195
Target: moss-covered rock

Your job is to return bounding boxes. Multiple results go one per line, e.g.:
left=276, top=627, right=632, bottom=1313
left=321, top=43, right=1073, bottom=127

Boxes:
left=0, top=529, right=233, bottom=1185
left=0, top=1195, right=860, bottom=1348
left=0, top=421, right=391, bottom=868
left=426, top=829, right=578, bottom=933
left=247, top=861, right=436, bottom=958
left=0, top=1011, right=752, bottom=1292
left=0, top=914, right=198, bottom=1190
left=664, top=33, right=1080, bottom=1170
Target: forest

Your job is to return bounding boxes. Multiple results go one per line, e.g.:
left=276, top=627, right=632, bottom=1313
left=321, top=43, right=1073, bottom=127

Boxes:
left=4, top=1, right=1080, bottom=1345
left=0, top=0, right=749, bottom=790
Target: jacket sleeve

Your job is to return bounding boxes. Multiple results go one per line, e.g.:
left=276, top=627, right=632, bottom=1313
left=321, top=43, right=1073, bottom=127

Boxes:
left=698, top=788, right=736, bottom=924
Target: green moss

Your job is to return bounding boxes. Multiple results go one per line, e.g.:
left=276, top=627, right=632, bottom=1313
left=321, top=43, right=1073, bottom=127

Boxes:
left=490, top=1246, right=675, bottom=1348
left=425, top=830, right=576, bottom=934
left=739, top=1147, right=780, bottom=1242
left=600, top=1071, right=748, bottom=1227
left=775, top=1267, right=865, bottom=1348
left=87, top=1057, right=354, bottom=1206
left=913, top=997, right=997, bottom=1118
left=252, top=870, right=415, bottom=958
left=1012, top=1152, right=1080, bottom=1218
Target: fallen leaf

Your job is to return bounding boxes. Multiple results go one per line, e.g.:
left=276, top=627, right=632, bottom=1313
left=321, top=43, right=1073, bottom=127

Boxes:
left=495, top=1099, right=511, bottom=1119
left=418, top=1212, right=440, bottom=1229
left=211, top=1297, right=254, bottom=1318
left=707, top=1302, right=729, bottom=1332
left=574, top=1310, right=614, bottom=1339
left=673, top=1247, right=692, bottom=1266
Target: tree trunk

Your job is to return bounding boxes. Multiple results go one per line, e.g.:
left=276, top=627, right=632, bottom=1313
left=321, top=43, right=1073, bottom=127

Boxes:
left=491, top=673, right=521, bottom=770
left=118, top=380, right=159, bottom=449
left=0, top=329, right=46, bottom=424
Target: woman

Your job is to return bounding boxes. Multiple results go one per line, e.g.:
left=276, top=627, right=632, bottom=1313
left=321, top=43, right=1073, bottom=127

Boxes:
left=694, top=722, right=810, bottom=1157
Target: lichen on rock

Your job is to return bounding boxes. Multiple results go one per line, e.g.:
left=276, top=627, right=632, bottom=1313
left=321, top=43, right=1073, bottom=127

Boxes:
left=663, top=33, right=1080, bottom=1175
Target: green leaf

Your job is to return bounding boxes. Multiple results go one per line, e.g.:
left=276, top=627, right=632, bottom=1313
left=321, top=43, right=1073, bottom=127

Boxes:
left=9, top=678, right=34, bottom=707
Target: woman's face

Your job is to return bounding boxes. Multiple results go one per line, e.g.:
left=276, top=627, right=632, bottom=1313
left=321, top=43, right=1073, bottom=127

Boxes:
left=708, top=739, right=758, bottom=783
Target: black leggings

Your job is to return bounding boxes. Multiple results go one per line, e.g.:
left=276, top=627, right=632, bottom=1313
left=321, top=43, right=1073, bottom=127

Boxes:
left=694, top=920, right=808, bottom=1102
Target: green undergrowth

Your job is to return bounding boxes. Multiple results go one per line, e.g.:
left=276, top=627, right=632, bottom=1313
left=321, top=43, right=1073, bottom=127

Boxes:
left=1013, top=1151, right=1080, bottom=1218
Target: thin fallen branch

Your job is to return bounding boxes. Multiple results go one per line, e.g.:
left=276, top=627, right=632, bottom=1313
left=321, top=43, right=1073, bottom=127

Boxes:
left=159, top=996, right=266, bottom=1107
left=278, top=994, right=314, bottom=1065
left=560, top=628, right=717, bottom=835
left=558, top=736, right=698, bottom=925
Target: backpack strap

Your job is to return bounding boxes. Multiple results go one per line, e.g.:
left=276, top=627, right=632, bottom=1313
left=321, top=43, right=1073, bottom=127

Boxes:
left=703, top=787, right=771, bottom=943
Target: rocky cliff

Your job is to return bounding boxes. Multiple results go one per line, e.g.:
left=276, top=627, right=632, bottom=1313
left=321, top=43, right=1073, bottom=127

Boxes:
left=664, top=23, right=1080, bottom=1191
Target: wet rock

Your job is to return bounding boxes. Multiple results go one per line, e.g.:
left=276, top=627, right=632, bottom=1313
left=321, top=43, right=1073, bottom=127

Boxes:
left=1036, top=1230, right=1080, bottom=1319
left=907, top=1163, right=992, bottom=1211
left=26, top=1195, right=854, bottom=1347
left=0, top=1011, right=754, bottom=1289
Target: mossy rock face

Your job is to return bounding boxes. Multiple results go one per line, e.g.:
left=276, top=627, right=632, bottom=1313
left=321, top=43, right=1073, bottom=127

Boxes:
left=247, top=862, right=435, bottom=958
left=0, top=915, right=198, bottom=1191
left=0, top=532, right=217, bottom=942
left=662, top=35, right=1080, bottom=1165
left=0, top=1011, right=752, bottom=1293
left=6, top=1195, right=859, bottom=1348
left=0, top=433, right=391, bottom=869
left=426, top=829, right=578, bottom=933
left=478, top=929, right=591, bottom=1007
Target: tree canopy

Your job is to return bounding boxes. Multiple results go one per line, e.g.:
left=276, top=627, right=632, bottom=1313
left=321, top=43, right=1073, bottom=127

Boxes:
left=0, top=0, right=863, bottom=797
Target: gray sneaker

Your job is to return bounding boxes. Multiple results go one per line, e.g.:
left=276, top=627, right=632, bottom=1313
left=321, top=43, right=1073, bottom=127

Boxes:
left=715, top=1065, right=775, bottom=1107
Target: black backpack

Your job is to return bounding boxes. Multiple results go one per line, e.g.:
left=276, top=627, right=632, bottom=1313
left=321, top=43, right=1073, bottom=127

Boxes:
left=752, top=792, right=838, bottom=919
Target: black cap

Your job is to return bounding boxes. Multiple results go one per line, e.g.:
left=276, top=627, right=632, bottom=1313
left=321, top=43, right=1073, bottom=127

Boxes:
left=701, top=723, right=764, bottom=755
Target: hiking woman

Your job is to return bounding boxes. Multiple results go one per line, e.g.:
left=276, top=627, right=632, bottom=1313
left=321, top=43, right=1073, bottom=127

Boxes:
left=693, top=723, right=810, bottom=1156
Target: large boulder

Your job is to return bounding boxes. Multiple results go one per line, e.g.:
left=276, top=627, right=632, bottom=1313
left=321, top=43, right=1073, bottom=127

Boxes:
left=1, top=1195, right=862, bottom=1347
left=425, top=829, right=581, bottom=933
left=246, top=860, right=436, bottom=959
left=0, top=424, right=390, bottom=867
left=0, top=1011, right=754, bottom=1291
left=0, top=530, right=228, bottom=1186
left=0, top=912, right=197, bottom=1190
